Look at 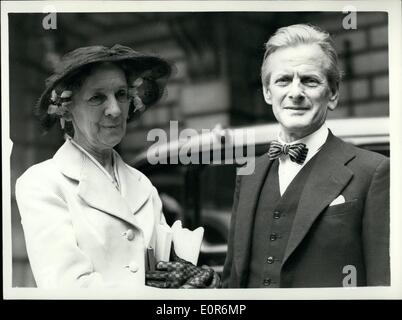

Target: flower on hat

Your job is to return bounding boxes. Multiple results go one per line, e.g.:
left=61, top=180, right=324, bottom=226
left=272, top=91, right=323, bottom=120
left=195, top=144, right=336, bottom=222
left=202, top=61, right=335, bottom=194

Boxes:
left=128, top=78, right=145, bottom=113
left=60, top=90, right=73, bottom=99
left=47, top=89, right=72, bottom=116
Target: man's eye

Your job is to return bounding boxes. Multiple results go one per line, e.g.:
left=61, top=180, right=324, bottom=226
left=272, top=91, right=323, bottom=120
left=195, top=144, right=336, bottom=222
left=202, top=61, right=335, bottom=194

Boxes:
left=116, top=90, right=129, bottom=102
left=275, top=78, right=290, bottom=86
left=88, top=95, right=105, bottom=105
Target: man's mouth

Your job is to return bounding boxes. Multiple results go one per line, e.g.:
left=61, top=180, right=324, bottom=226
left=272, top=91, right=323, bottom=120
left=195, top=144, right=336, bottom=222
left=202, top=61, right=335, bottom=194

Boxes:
left=285, top=106, right=309, bottom=110
left=284, top=106, right=309, bottom=110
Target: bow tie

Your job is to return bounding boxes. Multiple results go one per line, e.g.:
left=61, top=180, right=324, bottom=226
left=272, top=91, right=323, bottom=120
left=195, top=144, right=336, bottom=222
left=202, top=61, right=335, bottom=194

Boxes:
left=268, top=140, right=308, bottom=164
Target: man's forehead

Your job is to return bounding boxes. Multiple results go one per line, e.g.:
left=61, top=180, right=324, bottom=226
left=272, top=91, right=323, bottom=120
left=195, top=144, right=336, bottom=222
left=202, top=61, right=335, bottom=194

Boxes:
left=266, top=44, right=330, bottom=74
left=270, top=64, right=326, bottom=76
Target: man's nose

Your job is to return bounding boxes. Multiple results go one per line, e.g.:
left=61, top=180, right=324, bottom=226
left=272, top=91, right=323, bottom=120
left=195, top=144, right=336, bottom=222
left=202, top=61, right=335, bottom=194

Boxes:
left=104, top=96, right=122, bottom=117
left=288, top=79, right=305, bottom=101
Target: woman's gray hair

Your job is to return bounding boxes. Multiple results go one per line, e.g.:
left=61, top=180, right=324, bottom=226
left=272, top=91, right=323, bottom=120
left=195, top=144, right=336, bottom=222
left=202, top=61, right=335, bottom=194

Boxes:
left=261, top=24, right=343, bottom=92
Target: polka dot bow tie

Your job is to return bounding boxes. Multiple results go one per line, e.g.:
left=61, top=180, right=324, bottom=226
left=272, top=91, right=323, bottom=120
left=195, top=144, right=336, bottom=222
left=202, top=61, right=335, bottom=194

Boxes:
left=268, top=140, right=308, bottom=165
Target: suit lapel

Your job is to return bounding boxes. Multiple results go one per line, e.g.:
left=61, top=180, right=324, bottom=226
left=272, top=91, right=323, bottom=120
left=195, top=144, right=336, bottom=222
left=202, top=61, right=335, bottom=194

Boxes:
left=234, top=154, right=273, bottom=283
left=282, top=132, right=356, bottom=265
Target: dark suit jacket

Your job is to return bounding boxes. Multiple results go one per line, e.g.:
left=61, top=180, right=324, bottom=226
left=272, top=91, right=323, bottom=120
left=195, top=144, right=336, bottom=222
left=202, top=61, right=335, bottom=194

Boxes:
left=222, top=132, right=390, bottom=288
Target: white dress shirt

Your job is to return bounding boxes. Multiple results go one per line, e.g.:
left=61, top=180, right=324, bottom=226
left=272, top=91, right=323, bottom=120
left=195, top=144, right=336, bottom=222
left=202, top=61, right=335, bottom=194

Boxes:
left=277, top=124, right=329, bottom=196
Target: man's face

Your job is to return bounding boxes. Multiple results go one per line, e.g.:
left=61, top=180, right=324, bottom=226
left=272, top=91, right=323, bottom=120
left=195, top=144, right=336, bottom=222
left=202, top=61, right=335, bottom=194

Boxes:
left=263, top=44, right=338, bottom=141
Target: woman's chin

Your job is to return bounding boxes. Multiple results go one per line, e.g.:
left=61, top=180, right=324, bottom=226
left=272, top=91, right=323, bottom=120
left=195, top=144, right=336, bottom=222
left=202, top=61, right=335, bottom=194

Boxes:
left=99, top=130, right=125, bottom=146
left=100, top=137, right=123, bottom=149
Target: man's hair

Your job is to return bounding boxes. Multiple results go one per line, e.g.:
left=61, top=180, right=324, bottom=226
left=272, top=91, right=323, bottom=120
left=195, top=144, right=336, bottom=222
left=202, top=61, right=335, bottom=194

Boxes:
left=261, top=24, right=342, bottom=92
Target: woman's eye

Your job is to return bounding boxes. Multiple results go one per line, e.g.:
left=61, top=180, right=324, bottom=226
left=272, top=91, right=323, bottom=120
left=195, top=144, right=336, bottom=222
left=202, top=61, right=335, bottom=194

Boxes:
left=303, top=78, right=320, bottom=87
left=88, top=95, right=105, bottom=106
left=116, top=90, right=129, bottom=102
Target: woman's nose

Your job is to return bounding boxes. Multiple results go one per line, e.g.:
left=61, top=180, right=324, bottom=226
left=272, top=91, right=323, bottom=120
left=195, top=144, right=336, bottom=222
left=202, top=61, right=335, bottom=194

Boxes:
left=288, top=79, right=305, bottom=101
left=104, top=96, right=122, bottom=117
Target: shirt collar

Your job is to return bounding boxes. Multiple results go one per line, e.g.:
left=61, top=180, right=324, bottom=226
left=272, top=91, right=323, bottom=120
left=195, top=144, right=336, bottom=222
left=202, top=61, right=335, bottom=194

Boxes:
left=67, top=136, right=120, bottom=190
left=277, top=123, right=329, bottom=158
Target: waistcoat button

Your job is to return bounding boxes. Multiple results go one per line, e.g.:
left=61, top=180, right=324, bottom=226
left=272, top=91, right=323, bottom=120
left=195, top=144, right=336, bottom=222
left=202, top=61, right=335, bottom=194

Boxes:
left=273, top=211, right=281, bottom=219
left=267, top=256, right=275, bottom=264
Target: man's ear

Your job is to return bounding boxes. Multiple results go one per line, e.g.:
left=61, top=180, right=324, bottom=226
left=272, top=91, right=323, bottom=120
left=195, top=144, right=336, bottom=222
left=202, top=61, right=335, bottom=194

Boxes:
left=327, top=85, right=339, bottom=111
left=263, top=85, right=272, bottom=105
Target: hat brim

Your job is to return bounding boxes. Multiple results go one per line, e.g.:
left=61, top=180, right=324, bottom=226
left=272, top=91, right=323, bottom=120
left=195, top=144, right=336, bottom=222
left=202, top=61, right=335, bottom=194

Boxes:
left=36, top=52, right=172, bottom=123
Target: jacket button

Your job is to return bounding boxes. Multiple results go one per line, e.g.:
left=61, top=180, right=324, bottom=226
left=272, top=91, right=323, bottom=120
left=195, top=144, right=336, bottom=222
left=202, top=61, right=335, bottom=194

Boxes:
left=270, top=233, right=277, bottom=241
left=123, top=229, right=135, bottom=241
left=267, top=256, right=275, bottom=264
left=263, top=278, right=272, bottom=286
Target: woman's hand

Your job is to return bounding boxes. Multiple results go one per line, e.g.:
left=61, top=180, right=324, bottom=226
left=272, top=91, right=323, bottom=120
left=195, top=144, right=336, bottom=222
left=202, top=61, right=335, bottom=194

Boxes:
left=145, top=248, right=220, bottom=288
left=180, top=265, right=221, bottom=289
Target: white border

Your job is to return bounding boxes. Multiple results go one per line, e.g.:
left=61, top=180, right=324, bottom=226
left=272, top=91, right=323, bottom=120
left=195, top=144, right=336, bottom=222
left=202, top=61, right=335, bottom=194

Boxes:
left=2, top=0, right=402, bottom=300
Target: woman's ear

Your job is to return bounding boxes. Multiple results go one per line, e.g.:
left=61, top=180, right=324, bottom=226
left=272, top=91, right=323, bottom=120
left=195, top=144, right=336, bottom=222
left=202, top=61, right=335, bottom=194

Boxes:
left=62, top=110, right=73, bottom=122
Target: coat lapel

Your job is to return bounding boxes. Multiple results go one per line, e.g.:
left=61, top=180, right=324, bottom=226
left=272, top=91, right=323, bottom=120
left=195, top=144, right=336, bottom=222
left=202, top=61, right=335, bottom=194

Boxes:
left=78, top=156, right=133, bottom=224
left=234, top=154, right=273, bottom=283
left=114, top=153, right=155, bottom=246
left=53, top=139, right=152, bottom=228
left=114, top=153, right=152, bottom=215
left=282, top=132, right=356, bottom=265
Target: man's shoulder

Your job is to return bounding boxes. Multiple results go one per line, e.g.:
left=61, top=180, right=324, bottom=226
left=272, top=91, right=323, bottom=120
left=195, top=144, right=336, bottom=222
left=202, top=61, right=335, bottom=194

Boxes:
left=331, top=134, right=388, bottom=168
left=234, top=153, right=270, bottom=183
left=252, top=152, right=271, bottom=167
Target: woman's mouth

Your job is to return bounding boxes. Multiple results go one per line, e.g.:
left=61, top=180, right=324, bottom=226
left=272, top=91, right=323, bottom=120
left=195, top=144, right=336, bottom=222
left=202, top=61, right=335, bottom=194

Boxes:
left=101, top=124, right=120, bottom=129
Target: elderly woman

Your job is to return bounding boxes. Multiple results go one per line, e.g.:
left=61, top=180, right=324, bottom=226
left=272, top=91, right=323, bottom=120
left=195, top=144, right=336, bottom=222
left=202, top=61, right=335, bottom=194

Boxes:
left=16, top=45, right=218, bottom=289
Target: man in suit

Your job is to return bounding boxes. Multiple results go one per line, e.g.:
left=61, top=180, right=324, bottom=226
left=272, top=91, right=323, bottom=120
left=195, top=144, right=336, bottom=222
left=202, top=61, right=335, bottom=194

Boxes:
left=222, top=24, right=390, bottom=288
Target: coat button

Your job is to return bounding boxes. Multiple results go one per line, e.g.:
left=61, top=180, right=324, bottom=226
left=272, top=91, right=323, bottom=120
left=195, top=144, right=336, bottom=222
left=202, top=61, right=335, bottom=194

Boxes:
left=267, top=256, right=275, bottom=264
left=123, top=229, right=135, bottom=241
left=270, top=233, right=277, bottom=241
left=126, top=261, right=139, bottom=273
left=263, top=278, right=272, bottom=286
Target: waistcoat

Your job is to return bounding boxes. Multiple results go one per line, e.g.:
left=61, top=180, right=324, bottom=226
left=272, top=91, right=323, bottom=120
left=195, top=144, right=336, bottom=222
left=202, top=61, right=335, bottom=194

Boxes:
left=247, top=157, right=317, bottom=288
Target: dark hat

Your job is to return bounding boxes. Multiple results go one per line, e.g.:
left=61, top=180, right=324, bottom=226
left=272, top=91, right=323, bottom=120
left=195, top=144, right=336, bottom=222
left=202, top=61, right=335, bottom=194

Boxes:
left=36, top=44, right=173, bottom=129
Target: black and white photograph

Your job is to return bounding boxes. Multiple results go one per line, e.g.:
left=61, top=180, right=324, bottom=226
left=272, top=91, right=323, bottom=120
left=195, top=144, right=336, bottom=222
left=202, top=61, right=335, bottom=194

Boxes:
left=2, top=0, right=401, bottom=300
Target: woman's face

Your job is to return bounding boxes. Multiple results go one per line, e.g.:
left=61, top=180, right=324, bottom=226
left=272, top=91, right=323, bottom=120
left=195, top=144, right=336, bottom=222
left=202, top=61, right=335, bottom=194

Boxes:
left=68, top=63, right=130, bottom=153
